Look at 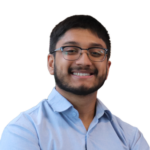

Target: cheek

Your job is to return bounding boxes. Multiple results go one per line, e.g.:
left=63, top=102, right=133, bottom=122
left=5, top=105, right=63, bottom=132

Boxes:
left=56, top=53, right=68, bottom=75
left=59, top=65, right=69, bottom=75
left=96, top=65, right=107, bottom=76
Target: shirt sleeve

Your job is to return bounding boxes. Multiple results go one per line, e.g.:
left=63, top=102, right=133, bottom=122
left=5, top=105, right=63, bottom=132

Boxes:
left=0, top=113, right=41, bottom=150
left=131, top=128, right=150, bottom=150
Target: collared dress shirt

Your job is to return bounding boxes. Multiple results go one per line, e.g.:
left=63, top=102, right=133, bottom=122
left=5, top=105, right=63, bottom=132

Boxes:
left=0, top=88, right=149, bottom=150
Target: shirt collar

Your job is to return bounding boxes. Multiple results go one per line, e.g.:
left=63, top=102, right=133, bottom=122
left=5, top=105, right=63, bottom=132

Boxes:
left=47, top=87, right=112, bottom=121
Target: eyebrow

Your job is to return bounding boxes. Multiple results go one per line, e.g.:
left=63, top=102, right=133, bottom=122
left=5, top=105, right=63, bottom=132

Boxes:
left=63, top=41, right=104, bottom=48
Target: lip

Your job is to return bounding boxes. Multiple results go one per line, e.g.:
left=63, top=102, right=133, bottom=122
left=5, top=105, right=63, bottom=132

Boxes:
left=71, top=70, right=94, bottom=75
left=71, top=73, right=94, bottom=78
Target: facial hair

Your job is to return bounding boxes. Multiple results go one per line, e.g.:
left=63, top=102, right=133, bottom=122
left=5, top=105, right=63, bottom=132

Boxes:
left=54, top=63, right=107, bottom=96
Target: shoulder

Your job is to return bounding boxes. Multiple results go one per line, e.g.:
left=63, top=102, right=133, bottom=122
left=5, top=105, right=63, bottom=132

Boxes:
left=111, top=114, right=148, bottom=149
left=2, top=99, right=52, bottom=136
left=0, top=99, right=52, bottom=149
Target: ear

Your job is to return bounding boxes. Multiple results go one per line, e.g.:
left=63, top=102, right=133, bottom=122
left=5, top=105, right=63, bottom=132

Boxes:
left=106, top=61, right=111, bottom=80
left=47, top=54, right=54, bottom=75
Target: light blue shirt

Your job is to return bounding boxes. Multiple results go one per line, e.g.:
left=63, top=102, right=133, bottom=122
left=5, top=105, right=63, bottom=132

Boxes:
left=0, top=88, right=149, bottom=150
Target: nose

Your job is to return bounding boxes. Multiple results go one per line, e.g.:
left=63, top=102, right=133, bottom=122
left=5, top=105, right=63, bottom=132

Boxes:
left=75, top=50, right=92, bottom=66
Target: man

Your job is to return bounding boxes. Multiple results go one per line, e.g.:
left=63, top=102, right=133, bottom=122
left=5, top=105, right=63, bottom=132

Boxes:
left=0, top=15, right=149, bottom=150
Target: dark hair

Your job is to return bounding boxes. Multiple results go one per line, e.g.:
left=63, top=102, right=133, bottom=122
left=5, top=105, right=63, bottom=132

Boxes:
left=49, top=15, right=111, bottom=60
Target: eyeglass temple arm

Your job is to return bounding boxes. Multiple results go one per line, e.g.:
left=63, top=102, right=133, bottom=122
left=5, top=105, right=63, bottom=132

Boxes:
left=50, top=47, right=62, bottom=54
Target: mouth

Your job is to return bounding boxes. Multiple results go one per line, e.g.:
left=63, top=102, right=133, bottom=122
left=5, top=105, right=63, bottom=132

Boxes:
left=71, top=72, right=94, bottom=79
left=70, top=72, right=94, bottom=75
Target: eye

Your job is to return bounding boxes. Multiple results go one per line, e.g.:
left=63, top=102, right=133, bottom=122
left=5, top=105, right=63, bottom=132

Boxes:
left=63, top=46, right=79, bottom=54
left=89, top=48, right=105, bottom=57
left=64, top=46, right=78, bottom=51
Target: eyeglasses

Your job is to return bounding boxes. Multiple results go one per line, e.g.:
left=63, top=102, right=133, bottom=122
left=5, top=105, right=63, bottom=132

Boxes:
left=52, top=46, right=108, bottom=62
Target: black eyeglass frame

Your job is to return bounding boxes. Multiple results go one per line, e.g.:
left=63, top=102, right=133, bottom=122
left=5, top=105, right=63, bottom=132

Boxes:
left=52, top=46, right=109, bottom=62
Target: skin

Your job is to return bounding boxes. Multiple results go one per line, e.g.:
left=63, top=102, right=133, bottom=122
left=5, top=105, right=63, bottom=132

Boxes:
left=47, top=28, right=111, bottom=130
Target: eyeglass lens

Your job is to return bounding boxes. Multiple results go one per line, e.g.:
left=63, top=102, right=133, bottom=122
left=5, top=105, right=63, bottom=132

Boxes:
left=62, top=46, right=106, bottom=62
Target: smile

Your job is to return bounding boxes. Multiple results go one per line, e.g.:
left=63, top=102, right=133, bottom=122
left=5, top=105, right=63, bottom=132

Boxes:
left=71, top=72, right=94, bottom=78
left=73, top=73, right=91, bottom=76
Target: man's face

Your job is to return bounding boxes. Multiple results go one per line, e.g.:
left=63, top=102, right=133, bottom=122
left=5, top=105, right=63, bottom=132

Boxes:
left=48, top=28, right=111, bottom=95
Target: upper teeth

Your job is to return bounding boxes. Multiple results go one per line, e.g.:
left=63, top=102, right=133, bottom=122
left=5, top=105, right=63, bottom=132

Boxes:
left=73, top=73, right=90, bottom=76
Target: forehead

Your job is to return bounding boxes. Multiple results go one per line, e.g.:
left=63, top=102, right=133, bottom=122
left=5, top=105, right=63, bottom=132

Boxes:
left=56, top=28, right=107, bottom=49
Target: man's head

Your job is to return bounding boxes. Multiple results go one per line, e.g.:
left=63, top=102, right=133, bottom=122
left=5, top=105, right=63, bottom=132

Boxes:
left=49, top=15, right=111, bottom=59
left=47, top=15, right=111, bottom=96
